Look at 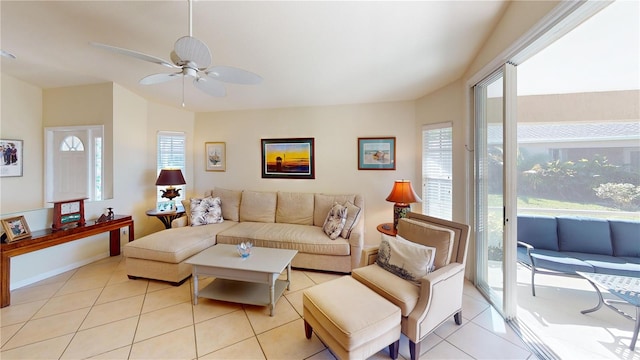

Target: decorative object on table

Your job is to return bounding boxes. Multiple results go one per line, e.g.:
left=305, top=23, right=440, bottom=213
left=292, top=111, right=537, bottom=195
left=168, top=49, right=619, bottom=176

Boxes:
left=358, top=137, right=396, bottom=170
left=236, top=242, right=253, bottom=258
left=156, top=169, right=186, bottom=200
left=261, top=138, right=315, bottom=179
left=51, top=198, right=86, bottom=230
left=205, top=142, right=226, bottom=172
left=156, top=200, right=176, bottom=212
left=1, top=215, right=31, bottom=242
left=386, top=180, right=421, bottom=230
left=0, top=139, right=23, bottom=177
left=95, top=214, right=108, bottom=223
left=107, top=207, right=114, bottom=220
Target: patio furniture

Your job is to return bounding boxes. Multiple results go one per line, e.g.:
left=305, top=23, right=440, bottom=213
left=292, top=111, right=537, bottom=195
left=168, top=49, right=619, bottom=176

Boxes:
left=577, top=272, right=639, bottom=351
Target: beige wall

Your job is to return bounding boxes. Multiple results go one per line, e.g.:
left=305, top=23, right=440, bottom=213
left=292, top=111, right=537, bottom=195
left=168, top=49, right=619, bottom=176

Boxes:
left=194, top=102, right=417, bottom=246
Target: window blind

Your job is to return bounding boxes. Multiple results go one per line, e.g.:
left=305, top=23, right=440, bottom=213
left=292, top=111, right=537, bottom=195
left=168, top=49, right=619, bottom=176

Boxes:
left=157, top=131, right=186, bottom=203
left=422, top=123, right=453, bottom=220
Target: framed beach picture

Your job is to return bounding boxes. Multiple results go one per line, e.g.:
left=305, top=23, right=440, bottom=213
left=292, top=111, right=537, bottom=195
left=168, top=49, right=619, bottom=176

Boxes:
left=358, top=137, right=396, bottom=170
left=261, top=138, right=315, bottom=179
left=1, top=215, right=31, bottom=242
left=0, top=139, right=23, bottom=177
left=205, top=142, right=226, bottom=171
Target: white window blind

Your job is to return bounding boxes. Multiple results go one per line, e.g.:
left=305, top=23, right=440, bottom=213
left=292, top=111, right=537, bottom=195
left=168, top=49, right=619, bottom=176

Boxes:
left=422, top=123, right=453, bottom=220
left=157, top=131, right=186, bottom=203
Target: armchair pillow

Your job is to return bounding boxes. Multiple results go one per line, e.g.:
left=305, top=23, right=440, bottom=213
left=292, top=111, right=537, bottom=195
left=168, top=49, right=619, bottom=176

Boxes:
left=376, top=233, right=435, bottom=284
left=398, top=218, right=455, bottom=270
left=322, top=202, right=348, bottom=240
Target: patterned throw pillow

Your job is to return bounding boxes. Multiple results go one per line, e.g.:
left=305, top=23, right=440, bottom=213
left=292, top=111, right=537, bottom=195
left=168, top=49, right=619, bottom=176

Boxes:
left=376, top=233, right=436, bottom=284
left=322, top=202, right=348, bottom=240
left=340, top=201, right=361, bottom=238
left=190, top=197, right=224, bottom=226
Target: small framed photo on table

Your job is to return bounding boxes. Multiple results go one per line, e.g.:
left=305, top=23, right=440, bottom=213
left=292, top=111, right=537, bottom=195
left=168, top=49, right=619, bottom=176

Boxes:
left=205, top=142, right=226, bottom=172
left=1, top=215, right=31, bottom=242
left=358, top=137, right=396, bottom=170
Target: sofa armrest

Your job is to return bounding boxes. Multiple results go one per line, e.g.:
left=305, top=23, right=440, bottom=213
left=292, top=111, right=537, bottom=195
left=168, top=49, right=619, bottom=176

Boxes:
left=348, top=226, right=365, bottom=270
left=171, top=216, right=188, bottom=228
left=359, top=246, right=379, bottom=267
left=405, top=262, right=466, bottom=341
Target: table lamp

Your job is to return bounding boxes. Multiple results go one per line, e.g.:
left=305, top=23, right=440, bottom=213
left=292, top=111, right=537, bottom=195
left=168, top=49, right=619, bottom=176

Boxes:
left=385, top=179, right=421, bottom=230
left=155, top=169, right=186, bottom=200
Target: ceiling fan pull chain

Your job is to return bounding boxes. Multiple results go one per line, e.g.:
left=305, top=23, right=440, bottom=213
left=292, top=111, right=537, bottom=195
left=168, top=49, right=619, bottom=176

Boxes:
left=182, top=76, right=186, bottom=108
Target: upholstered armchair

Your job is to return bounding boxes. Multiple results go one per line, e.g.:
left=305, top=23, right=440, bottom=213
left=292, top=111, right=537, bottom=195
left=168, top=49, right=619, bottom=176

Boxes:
left=352, top=212, right=470, bottom=360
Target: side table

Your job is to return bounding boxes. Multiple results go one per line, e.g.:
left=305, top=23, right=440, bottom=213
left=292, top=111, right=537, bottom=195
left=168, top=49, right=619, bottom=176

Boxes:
left=377, top=223, right=397, bottom=236
left=146, top=207, right=185, bottom=229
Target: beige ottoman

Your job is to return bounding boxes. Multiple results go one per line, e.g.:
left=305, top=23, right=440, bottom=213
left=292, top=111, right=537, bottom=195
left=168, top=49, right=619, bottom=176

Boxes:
left=123, top=226, right=219, bottom=285
left=303, top=276, right=401, bottom=360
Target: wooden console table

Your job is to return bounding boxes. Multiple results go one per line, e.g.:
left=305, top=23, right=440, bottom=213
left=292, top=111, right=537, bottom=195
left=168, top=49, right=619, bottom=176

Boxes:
left=1, top=215, right=134, bottom=308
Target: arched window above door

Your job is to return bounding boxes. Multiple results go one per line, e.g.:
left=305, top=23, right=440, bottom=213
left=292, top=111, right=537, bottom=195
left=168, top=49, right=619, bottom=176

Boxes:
left=60, top=135, right=85, bottom=152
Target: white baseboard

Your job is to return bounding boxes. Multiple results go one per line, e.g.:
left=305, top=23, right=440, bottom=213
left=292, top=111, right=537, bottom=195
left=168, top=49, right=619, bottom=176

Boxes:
left=10, top=252, right=110, bottom=290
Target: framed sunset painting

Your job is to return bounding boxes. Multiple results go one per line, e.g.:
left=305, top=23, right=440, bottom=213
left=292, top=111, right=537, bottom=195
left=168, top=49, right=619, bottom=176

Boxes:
left=261, top=138, right=315, bottom=179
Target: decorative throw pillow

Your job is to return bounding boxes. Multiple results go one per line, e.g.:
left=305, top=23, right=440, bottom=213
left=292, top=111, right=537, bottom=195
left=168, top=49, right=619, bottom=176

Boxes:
left=340, top=201, right=361, bottom=238
left=376, top=233, right=436, bottom=284
left=190, top=197, right=224, bottom=226
left=322, top=202, right=348, bottom=240
left=397, top=218, right=454, bottom=270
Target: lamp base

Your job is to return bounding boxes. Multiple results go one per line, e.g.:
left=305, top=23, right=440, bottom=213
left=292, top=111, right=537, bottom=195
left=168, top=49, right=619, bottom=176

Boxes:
left=393, top=204, right=410, bottom=230
left=160, top=187, right=181, bottom=201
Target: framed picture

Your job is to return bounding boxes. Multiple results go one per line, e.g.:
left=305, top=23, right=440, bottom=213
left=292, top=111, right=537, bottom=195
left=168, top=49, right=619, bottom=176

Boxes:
left=261, top=138, right=315, bottom=179
left=205, top=142, right=226, bottom=171
left=358, top=137, right=396, bottom=170
left=1, top=215, right=31, bottom=242
left=156, top=200, right=176, bottom=212
left=0, top=139, right=23, bottom=177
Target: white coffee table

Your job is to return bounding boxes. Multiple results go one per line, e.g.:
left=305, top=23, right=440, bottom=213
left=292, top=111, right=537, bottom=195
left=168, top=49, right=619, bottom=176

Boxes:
left=186, top=244, right=297, bottom=316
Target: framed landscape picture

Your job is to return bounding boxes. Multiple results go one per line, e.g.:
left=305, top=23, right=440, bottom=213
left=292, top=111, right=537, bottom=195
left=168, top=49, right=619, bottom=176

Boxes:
left=358, top=137, right=396, bottom=170
left=0, top=139, right=23, bottom=177
left=261, top=138, right=315, bottom=179
left=205, top=142, right=226, bottom=171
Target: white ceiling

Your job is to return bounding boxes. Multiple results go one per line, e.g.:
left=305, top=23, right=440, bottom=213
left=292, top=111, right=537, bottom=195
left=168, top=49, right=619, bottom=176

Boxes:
left=1, top=1, right=509, bottom=113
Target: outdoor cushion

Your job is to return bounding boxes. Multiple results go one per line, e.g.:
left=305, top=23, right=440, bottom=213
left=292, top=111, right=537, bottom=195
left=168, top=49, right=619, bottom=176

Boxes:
left=557, top=217, right=613, bottom=255
left=609, top=220, right=640, bottom=257
left=517, top=215, right=559, bottom=251
left=569, top=252, right=640, bottom=277
left=525, top=249, right=595, bottom=273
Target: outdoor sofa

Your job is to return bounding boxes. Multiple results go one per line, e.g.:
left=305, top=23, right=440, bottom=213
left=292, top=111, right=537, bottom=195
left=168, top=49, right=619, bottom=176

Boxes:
left=517, top=214, right=640, bottom=296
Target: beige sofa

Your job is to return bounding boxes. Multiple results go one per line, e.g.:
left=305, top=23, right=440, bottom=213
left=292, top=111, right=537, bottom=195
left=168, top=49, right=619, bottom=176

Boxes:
left=124, top=188, right=364, bottom=284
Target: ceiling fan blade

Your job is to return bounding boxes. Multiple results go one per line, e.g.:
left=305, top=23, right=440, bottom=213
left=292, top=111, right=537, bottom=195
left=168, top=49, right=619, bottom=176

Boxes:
left=174, top=36, right=211, bottom=69
left=1, top=50, right=16, bottom=59
left=90, top=42, right=177, bottom=69
left=140, top=72, right=182, bottom=85
left=206, top=66, right=262, bottom=85
left=193, top=77, right=226, bottom=97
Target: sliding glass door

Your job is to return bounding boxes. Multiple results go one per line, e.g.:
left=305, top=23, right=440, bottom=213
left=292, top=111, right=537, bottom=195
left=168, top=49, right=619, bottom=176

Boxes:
left=474, top=64, right=518, bottom=319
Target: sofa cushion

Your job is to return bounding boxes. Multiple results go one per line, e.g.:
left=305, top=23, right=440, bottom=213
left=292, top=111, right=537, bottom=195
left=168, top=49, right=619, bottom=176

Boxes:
left=522, top=248, right=595, bottom=273
left=517, top=215, right=559, bottom=251
left=240, top=190, right=277, bottom=223
left=206, top=188, right=242, bottom=221
left=557, top=217, right=613, bottom=255
left=569, top=252, right=640, bottom=277
left=323, top=203, right=347, bottom=240
left=123, top=222, right=236, bottom=263
left=397, top=218, right=454, bottom=270
left=609, top=220, right=640, bottom=257
left=276, top=192, right=314, bottom=225
left=216, top=222, right=351, bottom=255
left=352, top=264, right=420, bottom=317
left=341, top=201, right=362, bottom=239
left=376, top=234, right=435, bottom=284
left=190, top=197, right=224, bottom=226
left=314, top=194, right=356, bottom=226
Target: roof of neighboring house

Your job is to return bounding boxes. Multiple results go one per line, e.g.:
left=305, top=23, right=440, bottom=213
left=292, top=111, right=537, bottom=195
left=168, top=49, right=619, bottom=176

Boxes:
left=488, top=121, right=640, bottom=144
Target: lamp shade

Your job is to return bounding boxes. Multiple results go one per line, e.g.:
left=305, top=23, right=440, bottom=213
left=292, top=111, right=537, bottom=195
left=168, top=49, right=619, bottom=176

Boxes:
left=385, top=180, right=421, bottom=205
left=155, top=169, right=186, bottom=186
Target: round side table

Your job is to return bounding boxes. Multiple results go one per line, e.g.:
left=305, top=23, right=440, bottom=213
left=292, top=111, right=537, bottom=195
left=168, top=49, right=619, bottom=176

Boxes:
left=376, top=223, right=397, bottom=236
left=146, top=207, right=185, bottom=229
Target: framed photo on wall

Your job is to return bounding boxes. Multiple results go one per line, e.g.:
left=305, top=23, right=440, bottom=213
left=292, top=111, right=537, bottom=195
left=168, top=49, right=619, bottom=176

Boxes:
left=261, top=138, right=315, bottom=179
left=358, top=137, right=396, bottom=170
left=1, top=215, right=31, bottom=242
left=0, top=139, right=23, bottom=177
left=205, top=142, right=226, bottom=172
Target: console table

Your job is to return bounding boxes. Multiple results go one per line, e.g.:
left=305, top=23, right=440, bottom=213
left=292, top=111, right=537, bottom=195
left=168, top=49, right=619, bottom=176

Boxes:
left=1, top=215, right=134, bottom=308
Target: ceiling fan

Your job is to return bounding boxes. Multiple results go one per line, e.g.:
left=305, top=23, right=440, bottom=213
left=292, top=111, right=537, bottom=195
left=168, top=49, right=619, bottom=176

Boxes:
left=90, top=0, right=261, bottom=104
left=1, top=50, right=16, bottom=59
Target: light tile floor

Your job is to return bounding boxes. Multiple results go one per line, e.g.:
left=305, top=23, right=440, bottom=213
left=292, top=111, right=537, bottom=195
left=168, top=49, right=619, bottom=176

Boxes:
left=0, top=255, right=562, bottom=359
